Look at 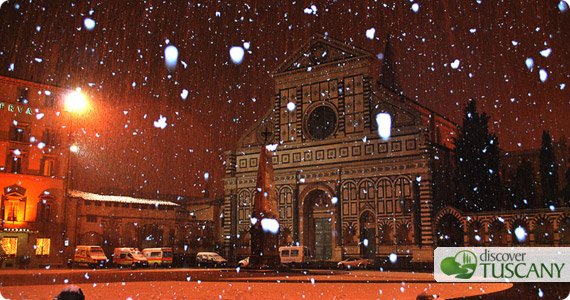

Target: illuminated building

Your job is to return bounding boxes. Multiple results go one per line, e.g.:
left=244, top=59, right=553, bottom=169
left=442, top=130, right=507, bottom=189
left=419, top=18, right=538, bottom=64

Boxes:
left=222, top=35, right=456, bottom=262
left=0, top=76, right=74, bottom=267
left=0, top=76, right=223, bottom=267
left=222, top=36, right=570, bottom=263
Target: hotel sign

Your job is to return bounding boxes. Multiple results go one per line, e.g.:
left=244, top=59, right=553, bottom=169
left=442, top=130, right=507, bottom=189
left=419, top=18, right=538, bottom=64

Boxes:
left=0, top=102, right=33, bottom=115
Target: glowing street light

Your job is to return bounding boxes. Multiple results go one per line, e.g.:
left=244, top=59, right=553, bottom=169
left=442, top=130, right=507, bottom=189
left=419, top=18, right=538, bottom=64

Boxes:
left=70, top=144, right=80, bottom=153
left=64, top=90, right=88, bottom=113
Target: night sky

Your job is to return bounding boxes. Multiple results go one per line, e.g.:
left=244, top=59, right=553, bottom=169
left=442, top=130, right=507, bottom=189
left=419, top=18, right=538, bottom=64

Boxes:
left=0, top=0, right=568, bottom=198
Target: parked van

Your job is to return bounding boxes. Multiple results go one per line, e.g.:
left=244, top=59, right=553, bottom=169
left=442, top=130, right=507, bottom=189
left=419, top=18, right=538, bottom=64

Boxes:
left=196, top=252, right=227, bottom=268
left=113, top=248, right=148, bottom=269
left=142, top=247, right=173, bottom=268
left=70, top=246, right=108, bottom=268
left=279, top=246, right=311, bottom=267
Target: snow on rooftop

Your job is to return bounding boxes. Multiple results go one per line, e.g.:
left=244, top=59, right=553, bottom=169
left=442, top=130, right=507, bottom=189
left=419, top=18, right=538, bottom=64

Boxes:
left=69, top=190, right=180, bottom=207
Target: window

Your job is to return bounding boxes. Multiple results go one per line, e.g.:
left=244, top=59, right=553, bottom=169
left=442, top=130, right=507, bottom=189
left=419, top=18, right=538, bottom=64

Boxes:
left=10, top=150, right=23, bottom=173
left=6, top=199, right=18, bottom=221
left=44, top=93, right=54, bottom=107
left=290, top=249, right=299, bottom=257
left=37, top=197, right=54, bottom=222
left=86, top=215, right=98, bottom=223
left=42, top=129, right=57, bottom=146
left=2, top=237, right=18, bottom=257
left=18, top=88, right=29, bottom=103
left=305, top=105, right=338, bottom=140
left=35, top=238, right=50, bottom=256
left=10, top=123, right=29, bottom=142
left=281, top=250, right=289, bottom=257
left=41, top=156, right=55, bottom=177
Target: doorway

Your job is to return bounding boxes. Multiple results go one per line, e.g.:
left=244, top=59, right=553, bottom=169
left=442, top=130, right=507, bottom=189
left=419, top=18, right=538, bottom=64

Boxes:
left=304, top=189, right=334, bottom=261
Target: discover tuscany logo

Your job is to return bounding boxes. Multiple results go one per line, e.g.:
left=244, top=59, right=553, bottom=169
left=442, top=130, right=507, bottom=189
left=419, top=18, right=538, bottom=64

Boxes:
left=434, top=247, right=570, bottom=282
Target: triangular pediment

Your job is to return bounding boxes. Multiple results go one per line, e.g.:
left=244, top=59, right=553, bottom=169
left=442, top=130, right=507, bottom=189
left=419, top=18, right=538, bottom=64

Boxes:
left=371, top=86, right=419, bottom=128
left=238, top=109, right=275, bottom=148
left=273, top=34, right=372, bottom=75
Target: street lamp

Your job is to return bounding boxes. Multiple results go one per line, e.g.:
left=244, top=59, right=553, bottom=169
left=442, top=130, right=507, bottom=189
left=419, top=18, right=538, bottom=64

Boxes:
left=64, top=90, right=88, bottom=113
left=62, top=89, right=88, bottom=250
left=63, top=89, right=89, bottom=189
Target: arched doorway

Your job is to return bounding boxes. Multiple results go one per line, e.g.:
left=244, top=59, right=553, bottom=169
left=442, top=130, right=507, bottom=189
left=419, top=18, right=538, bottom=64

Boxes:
left=360, top=211, right=376, bottom=259
left=303, top=189, right=334, bottom=261
left=436, top=215, right=464, bottom=247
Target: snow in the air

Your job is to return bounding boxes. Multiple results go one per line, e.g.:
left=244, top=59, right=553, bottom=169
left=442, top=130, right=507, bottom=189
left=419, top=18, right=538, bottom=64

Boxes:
left=540, top=48, right=552, bottom=57
left=411, top=3, right=420, bottom=12
left=389, top=253, right=398, bottom=263
left=230, top=46, right=245, bottom=64
left=539, top=69, right=548, bottom=82
left=514, top=226, right=527, bottom=242
left=154, top=115, right=167, bottom=129
left=450, top=59, right=460, bottom=69
left=525, top=57, right=534, bottom=70
left=376, top=113, right=392, bottom=140
left=261, top=218, right=280, bottom=234
left=83, top=18, right=95, bottom=30
left=366, top=28, right=376, bottom=40
left=164, top=45, right=179, bottom=70
left=287, top=102, right=296, bottom=111
left=180, top=89, right=189, bottom=100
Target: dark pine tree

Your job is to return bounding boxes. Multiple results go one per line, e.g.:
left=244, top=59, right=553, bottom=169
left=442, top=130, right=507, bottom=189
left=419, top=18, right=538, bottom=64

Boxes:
left=562, top=145, right=570, bottom=206
left=540, top=131, right=559, bottom=207
left=454, top=100, right=501, bottom=212
left=511, top=160, right=536, bottom=210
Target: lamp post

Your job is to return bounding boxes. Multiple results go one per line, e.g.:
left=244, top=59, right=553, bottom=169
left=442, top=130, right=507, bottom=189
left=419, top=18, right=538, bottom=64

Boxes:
left=63, top=90, right=88, bottom=250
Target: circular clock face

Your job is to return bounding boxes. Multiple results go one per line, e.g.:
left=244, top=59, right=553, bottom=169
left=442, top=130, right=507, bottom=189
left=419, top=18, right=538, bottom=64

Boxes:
left=306, top=105, right=337, bottom=140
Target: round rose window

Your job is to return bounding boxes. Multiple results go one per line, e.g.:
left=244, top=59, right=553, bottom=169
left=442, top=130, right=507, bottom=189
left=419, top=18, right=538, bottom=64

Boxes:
left=306, top=105, right=337, bottom=140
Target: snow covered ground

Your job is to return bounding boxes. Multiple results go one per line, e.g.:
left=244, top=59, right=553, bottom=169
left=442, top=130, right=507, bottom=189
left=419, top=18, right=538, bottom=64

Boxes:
left=0, top=281, right=512, bottom=300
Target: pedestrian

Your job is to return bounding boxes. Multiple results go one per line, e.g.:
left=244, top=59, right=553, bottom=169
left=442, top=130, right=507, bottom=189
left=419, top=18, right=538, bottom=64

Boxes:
left=55, top=285, right=85, bottom=300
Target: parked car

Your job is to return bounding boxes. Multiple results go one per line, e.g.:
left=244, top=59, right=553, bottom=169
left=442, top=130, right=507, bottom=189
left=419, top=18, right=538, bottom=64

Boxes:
left=142, top=247, right=173, bottom=268
left=113, top=248, right=148, bottom=269
left=69, top=245, right=108, bottom=268
left=337, top=257, right=374, bottom=269
left=196, top=252, right=227, bottom=268
left=238, top=257, right=249, bottom=268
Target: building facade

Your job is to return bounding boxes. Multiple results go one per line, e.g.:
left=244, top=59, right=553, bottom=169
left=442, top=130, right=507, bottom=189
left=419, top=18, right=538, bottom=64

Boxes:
left=0, top=76, right=73, bottom=267
left=0, top=76, right=224, bottom=268
left=222, top=35, right=456, bottom=262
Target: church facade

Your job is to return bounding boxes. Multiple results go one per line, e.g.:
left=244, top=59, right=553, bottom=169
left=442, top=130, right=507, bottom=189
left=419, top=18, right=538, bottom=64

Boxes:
left=222, top=35, right=456, bottom=262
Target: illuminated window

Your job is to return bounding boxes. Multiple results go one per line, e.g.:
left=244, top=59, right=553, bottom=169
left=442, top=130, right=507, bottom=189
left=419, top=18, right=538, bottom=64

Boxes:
left=2, top=237, right=18, bottom=257
left=6, top=200, right=18, bottom=221
left=35, top=238, right=50, bottom=256
left=4, top=193, right=26, bottom=222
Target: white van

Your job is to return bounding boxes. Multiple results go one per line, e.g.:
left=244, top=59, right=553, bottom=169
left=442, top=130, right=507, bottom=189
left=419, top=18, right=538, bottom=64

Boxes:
left=279, top=246, right=311, bottom=267
left=196, top=252, right=227, bottom=268
left=113, top=248, right=148, bottom=269
left=70, top=245, right=108, bottom=268
left=142, top=247, right=173, bottom=268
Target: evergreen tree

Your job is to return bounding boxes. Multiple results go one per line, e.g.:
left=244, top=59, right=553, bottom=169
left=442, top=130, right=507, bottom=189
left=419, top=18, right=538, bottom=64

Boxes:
left=453, top=100, right=501, bottom=212
left=511, top=160, right=536, bottom=209
left=540, top=131, right=559, bottom=207
left=563, top=145, right=570, bottom=206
